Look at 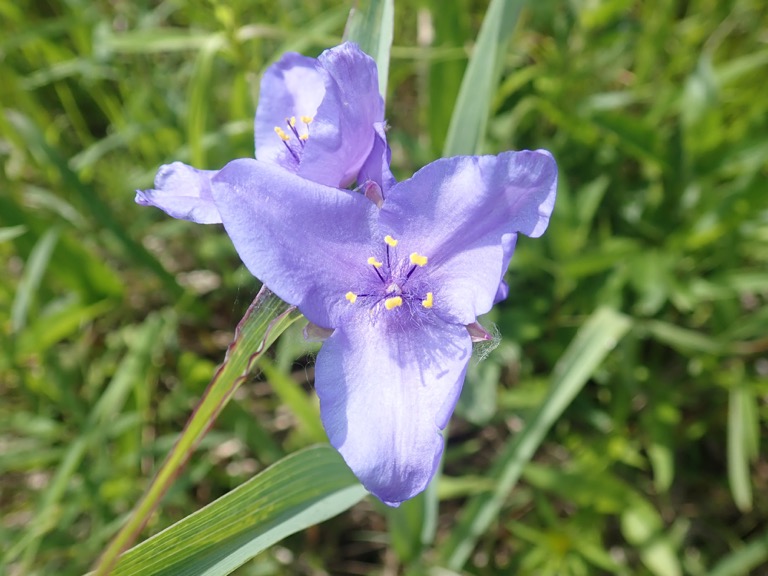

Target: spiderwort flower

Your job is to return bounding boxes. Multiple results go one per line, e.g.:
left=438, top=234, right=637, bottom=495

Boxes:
left=135, top=42, right=393, bottom=224
left=206, top=150, right=557, bottom=505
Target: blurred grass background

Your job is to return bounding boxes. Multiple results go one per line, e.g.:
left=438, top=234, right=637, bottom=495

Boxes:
left=1, top=0, right=767, bottom=574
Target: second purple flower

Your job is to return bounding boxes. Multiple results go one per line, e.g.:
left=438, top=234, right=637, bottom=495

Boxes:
left=136, top=42, right=392, bottom=224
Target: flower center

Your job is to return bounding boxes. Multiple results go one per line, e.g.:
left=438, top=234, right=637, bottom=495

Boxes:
left=274, top=115, right=313, bottom=163
left=344, top=235, right=434, bottom=312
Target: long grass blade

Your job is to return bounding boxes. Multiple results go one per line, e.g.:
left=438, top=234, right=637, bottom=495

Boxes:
left=111, top=446, right=366, bottom=576
left=10, top=314, right=166, bottom=570
left=442, top=0, right=526, bottom=156
left=709, top=529, right=768, bottom=576
left=439, top=307, right=632, bottom=569
left=343, top=0, right=394, bottom=99
left=93, top=287, right=303, bottom=575
left=727, top=383, right=757, bottom=511
left=10, top=227, right=59, bottom=332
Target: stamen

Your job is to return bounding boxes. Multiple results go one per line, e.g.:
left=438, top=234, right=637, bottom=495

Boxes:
left=286, top=118, right=304, bottom=145
left=422, top=292, right=434, bottom=308
left=367, top=257, right=383, bottom=268
left=281, top=141, right=300, bottom=163
left=345, top=292, right=357, bottom=304
left=384, top=235, right=398, bottom=247
left=300, top=116, right=312, bottom=141
left=409, top=252, right=428, bottom=267
left=384, top=296, right=403, bottom=310
left=274, top=127, right=290, bottom=141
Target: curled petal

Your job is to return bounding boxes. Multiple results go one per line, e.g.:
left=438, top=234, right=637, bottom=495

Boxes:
left=358, top=122, right=396, bottom=194
left=211, top=158, right=379, bottom=328
left=135, top=162, right=221, bottom=224
left=466, top=321, right=492, bottom=342
left=494, top=233, right=518, bottom=304
left=298, top=43, right=385, bottom=188
left=315, top=315, right=472, bottom=505
left=379, top=150, right=557, bottom=324
left=256, top=43, right=386, bottom=189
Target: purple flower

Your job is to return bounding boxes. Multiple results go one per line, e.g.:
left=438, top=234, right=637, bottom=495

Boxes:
left=207, top=150, right=557, bottom=505
left=254, top=43, right=392, bottom=190
left=136, top=42, right=393, bottom=223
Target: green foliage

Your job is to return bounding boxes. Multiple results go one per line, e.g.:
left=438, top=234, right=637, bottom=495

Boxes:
left=1, top=0, right=766, bottom=575
left=93, top=289, right=302, bottom=575
left=111, top=446, right=367, bottom=576
left=343, top=0, right=394, bottom=98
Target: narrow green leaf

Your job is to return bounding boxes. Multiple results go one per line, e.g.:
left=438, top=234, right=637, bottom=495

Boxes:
left=386, top=488, right=428, bottom=563
left=3, top=110, right=183, bottom=297
left=647, top=441, right=675, bottom=494
left=15, top=299, right=115, bottom=358
left=385, top=432, right=443, bottom=561
left=440, top=307, right=632, bottom=569
left=427, top=0, right=470, bottom=154
left=98, top=28, right=227, bottom=55
left=642, top=319, right=723, bottom=355
left=0, top=224, right=26, bottom=242
left=727, top=383, right=757, bottom=511
left=343, top=0, right=394, bottom=99
left=188, top=39, right=223, bottom=168
left=111, top=446, right=365, bottom=576
left=442, top=0, right=525, bottom=156
left=11, top=226, right=59, bottom=332
left=11, top=314, right=166, bottom=570
left=709, top=529, right=768, bottom=576
left=258, top=355, right=326, bottom=444
left=93, top=288, right=303, bottom=576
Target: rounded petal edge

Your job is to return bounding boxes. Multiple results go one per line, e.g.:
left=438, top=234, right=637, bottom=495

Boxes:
left=315, top=316, right=471, bottom=505
left=136, top=162, right=221, bottom=224
left=210, top=158, right=379, bottom=328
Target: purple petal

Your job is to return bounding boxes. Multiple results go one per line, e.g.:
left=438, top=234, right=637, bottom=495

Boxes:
left=494, top=233, right=518, bottom=304
left=315, top=315, right=472, bottom=505
left=255, top=53, right=326, bottom=171
left=211, top=158, right=379, bottom=328
left=379, top=150, right=557, bottom=324
left=303, top=322, right=333, bottom=342
left=298, top=43, right=385, bottom=188
left=255, top=43, right=386, bottom=189
left=135, top=162, right=221, bottom=224
left=357, top=121, right=396, bottom=194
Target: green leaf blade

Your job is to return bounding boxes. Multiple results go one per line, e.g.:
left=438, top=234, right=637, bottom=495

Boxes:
left=343, top=0, right=394, bottom=100
left=112, top=446, right=366, bottom=576
left=440, top=307, right=632, bottom=569
left=442, top=0, right=526, bottom=157
left=93, top=288, right=303, bottom=575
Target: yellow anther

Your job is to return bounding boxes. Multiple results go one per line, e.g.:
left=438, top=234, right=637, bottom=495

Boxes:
left=384, top=296, right=403, bottom=310
left=300, top=115, right=313, bottom=124
left=345, top=292, right=357, bottom=304
left=274, top=126, right=290, bottom=141
left=299, top=134, right=309, bottom=141
left=367, top=257, right=383, bottom=268
left=289, top=116, right=296, bottom=127
left=384, top=235, right=398, bottom=247
left=409, top=252, right=428, bottom=267
left=422, top=292, right=434, bottom=309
